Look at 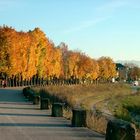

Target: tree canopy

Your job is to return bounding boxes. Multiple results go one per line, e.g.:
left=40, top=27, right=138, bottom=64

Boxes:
left=0, top=25, right=117, bottom=81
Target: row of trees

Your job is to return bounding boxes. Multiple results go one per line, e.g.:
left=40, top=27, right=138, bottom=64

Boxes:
left=125, top=64, right=140, bottom=81
left=0, top=26, right=116, bottom=85
left=116, top=63, right=140, bottom=82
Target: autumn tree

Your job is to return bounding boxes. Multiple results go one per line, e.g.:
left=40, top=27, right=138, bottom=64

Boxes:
left=128, top=66, right=140, bottom=81
left=98, top=57, right=116, bottom=81
left=0, top=26, right=15, bottom=75
left=67, top=51, right=80, bottom=78
left=77, top=53, right=99, bottom=80
left=44, top=44, right=62, bottom=78
left=59, top=42, right=69, bottom=78
left=0, top=25, right=117, bottom=85
left=29, top=28, right=48, bottom=78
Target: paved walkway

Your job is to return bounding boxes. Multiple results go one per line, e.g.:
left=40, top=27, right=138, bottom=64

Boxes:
left=0, top=88, right=105, bottom=140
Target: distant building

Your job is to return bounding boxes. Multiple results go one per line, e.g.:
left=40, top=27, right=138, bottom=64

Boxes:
left=116, top=63, right=128, bottom=81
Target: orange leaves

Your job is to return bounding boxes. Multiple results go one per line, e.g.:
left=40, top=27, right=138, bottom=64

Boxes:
left=67, top=51, right=80, bottom=77
left=60, top=48, right=100, bottom=80
left=0, top=26, right=17, bottom=75
left=77, top=54, right=99, bottom=79
left=0, top=25, right=116, bottom=81
left=98, top=57, right=116, bottom=80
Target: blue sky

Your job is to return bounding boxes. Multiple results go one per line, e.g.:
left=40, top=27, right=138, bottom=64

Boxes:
left=0, top=0, right=140, bottom=61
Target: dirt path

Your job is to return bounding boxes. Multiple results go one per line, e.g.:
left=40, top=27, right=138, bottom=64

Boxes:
left=0, top=88, right=105, bottom=140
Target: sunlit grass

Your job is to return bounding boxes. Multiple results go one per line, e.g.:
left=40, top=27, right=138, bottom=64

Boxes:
left=32, top=83, right=140, bottom=134
left=106, top=92, right=140, bottom=128
left=32, top=83, right=131, bottom=109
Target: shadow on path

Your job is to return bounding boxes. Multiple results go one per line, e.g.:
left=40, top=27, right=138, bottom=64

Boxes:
left=0, top=87, right=105, bottom=140
left=0, top=113, right=50, bottom=117
left=0, top=88, right=26, bottom=103
left=0, top=106, right=34, bottom=110
left=0, top=123, right=70, bottom=127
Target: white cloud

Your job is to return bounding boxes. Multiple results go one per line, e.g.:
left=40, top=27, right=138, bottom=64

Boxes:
left=96, top=0, right=128, bottom=12
left=62, top=1, right=129, bottom=34
left=61, top=0, right=133, bottom=35
left=0, top=0, right=18, bottom=11
left=62, top=16, right=110, bottom=34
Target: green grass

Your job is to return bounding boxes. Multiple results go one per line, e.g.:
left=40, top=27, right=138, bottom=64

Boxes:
left=106, top=92, right=140, bottom=128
